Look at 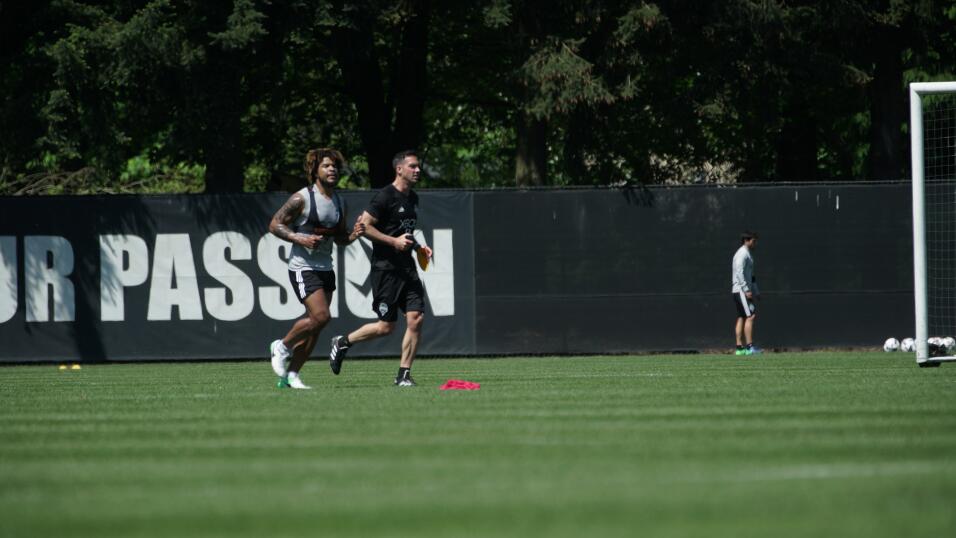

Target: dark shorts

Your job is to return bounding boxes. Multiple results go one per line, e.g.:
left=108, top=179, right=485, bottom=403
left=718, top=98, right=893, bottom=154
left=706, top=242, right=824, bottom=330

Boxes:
left=371, top=269, right=425, bottom=322
left=288, top=270, right=336, bottom=303
left=733, top=291, right=756, bottom=318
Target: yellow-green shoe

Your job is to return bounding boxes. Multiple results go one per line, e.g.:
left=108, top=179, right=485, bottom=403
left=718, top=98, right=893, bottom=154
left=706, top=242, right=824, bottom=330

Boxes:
left=276, top=376, right=290, bottom=388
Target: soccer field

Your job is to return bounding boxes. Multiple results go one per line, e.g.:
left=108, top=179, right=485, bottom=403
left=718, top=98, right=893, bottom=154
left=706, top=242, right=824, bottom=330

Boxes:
left=1, top=353, right=955, bottom=538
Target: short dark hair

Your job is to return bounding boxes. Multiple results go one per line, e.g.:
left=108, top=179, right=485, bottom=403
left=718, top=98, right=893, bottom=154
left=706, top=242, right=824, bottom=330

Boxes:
left=392, top=149, right=419, bottom=170
left=741, top=230, right=758, bottom=244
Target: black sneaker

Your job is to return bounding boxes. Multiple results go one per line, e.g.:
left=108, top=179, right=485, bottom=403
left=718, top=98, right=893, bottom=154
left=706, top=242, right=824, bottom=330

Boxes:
left=394, top=372, right=416, bottom=387
left=329, top=335, right=350, bottom=375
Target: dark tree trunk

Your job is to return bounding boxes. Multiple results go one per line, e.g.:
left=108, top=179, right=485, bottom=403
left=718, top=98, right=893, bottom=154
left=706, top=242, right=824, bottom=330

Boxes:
left=391, top=0, right=428, bottom=153
left=867, top=28, right=906, bottom=181
left=259, top=0, right=292, bottom=190
left=564, top=107, right=590, bottom=182
left=561, top=14, right=612, bottom=185
left=332, top=2, right=430, bottom=188
left=775, top=91, right=817, bottom=181
left=515, top=111, right=547, bottom=186
left=202, top=52, right=244, bottom=193
left=331, top=23, right=392, bottom=188
left=514, top=3, right=548, bottom=187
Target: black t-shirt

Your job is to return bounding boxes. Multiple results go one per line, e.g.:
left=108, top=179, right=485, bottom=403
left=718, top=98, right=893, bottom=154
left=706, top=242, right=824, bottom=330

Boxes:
left=366, top=184, right=419, bottom=271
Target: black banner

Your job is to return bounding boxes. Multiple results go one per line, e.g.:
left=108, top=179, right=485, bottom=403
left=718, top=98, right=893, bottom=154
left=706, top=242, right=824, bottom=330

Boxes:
left=1, top=184, right=915, bottom=361
left=472, top=183, right=913, bottom=353
left=0, top=192, right=475, bottom=362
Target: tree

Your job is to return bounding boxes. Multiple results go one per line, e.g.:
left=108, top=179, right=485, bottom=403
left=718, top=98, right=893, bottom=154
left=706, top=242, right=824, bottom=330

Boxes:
left=325, top=0, right=430, bottom=188
left=0, top=1, right=64, bottom=185
left=475, top=1, right=668, bottom=185
left=4, top=0, right=956, bottom=194
left=38, top=1, right=271, bottom=192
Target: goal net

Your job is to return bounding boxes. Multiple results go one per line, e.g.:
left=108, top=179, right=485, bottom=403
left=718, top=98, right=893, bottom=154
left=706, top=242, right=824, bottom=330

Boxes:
left=910, top=82, right=956, bottom=366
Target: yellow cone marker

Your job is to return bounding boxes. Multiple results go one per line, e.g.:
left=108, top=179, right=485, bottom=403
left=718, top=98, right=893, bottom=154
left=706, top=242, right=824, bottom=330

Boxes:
left=70, top=364, right=81, bottom=370
left=58, top=365, right=67, bottom=371
left=416, top=247, right=430, bottom=271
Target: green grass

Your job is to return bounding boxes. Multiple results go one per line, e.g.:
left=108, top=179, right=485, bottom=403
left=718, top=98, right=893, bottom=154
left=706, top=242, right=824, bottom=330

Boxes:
left=1, top=352, right=955, bottom=538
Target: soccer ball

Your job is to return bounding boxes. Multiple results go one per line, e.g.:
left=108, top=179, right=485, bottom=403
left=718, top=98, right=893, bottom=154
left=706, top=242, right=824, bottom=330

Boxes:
left=929, top=336, right=943, bottom=347
left=943, top=336, right=955, bottom=350
left=900, top=338, right=916, bottom=352
left=883, top=338, right=900, bottom=352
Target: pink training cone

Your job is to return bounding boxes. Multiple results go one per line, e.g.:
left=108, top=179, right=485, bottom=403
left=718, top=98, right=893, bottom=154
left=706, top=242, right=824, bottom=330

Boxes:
left=440, top=379, right=480, bottom=390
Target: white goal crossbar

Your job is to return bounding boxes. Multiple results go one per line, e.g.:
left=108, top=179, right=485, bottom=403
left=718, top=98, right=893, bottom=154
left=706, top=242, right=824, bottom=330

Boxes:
left=909, top=81, right=956, bottom=366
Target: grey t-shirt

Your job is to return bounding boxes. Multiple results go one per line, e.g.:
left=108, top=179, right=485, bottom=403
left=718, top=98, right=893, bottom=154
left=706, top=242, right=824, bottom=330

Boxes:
left=731, top=244, right=758, bottom=294
left=287, top=185, right=344, bottom=272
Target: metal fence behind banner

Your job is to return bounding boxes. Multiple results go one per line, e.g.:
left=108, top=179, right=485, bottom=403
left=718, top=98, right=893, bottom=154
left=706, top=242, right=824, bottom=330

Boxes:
left=0, top=183, right=911, bottom=362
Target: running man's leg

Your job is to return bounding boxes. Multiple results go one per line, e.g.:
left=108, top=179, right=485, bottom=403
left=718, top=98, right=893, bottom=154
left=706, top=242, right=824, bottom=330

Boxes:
left=287, top=289, right=332, bottom=373
left=400, top=310, right=424, bottom=369
left=346, top=320, right=395, bottom=343
left=329, top=320, right=394, bottom=375
left=333, top=267, right=399, bottom=349
left=329, top=269, right=400, bottom=374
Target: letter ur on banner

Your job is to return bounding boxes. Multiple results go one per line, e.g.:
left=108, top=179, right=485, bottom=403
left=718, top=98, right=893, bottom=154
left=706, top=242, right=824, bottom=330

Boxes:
left=25, top=236, right=75, bottom=322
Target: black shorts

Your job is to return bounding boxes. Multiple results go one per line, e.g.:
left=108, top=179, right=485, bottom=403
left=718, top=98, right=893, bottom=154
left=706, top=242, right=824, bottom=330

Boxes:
left=288, top=270, right=336, bottom=303
left=371, top=269, right=425, bottom=322
left=733, top=291, right=756, bottom=318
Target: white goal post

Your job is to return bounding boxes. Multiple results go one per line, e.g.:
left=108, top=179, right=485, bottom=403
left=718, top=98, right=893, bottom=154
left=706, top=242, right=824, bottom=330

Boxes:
left=910, top=81, right=956, bottom=366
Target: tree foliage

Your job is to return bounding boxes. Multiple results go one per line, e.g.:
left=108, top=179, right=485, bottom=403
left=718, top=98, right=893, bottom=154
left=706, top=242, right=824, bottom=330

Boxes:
left=1, top=0, right=955, bottom=194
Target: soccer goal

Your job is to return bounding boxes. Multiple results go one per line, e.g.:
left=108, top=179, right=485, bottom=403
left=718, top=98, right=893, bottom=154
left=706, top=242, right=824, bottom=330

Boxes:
left=910, top=81, right=956, bottom=367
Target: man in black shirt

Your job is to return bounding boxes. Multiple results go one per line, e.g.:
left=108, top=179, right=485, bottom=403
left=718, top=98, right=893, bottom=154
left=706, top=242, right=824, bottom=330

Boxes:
left=329, top=150, right=433, bottom=386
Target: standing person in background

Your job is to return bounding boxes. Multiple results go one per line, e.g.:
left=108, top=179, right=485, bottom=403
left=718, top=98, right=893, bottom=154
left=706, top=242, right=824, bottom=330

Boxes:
left=732, top=231, right=762, bottom=355
left=329, top=150, right=432, bottom=387
left=267, top=148, right=365, bottom=389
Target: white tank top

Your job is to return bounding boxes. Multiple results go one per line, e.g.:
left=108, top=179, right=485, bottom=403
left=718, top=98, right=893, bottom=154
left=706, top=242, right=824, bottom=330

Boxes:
left=287, top=185, right=344, bottom=272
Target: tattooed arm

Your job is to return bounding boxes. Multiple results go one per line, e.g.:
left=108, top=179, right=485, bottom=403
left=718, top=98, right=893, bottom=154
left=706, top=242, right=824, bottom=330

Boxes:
left=269, top=193, right=321, bottom=249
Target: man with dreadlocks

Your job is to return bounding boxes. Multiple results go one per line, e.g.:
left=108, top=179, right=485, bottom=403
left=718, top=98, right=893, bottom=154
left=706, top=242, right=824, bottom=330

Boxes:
left=266, top=148, right=365, bottom=389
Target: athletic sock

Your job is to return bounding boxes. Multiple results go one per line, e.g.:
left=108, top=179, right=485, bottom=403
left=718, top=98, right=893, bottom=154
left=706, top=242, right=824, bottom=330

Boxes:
left=397, top=367, right=409, bottom=380
left=746, top=343, right=753, bottom=350
left=736, top=345, right=744, bottom=350
left=278, top=341, right=289, bottom=355
left=340, top=336, right=351, bottom=347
